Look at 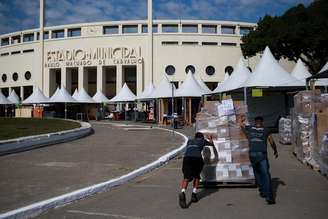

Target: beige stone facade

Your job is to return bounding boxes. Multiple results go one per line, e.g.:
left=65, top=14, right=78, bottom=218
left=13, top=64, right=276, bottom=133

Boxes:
left=0, top=19, right=295, bottom=100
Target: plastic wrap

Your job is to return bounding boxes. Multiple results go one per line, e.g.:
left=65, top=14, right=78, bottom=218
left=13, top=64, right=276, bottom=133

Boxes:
left=319, top=133, right=328, bottom=175
left=279, top=117, right=292, bottom=144
left=295, top=114, right=317, bottom=163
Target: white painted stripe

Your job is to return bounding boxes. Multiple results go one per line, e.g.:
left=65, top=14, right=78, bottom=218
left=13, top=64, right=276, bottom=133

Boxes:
left=0, top=123, right=188, bottom=219
left=67, top=210, right=149, bottom=219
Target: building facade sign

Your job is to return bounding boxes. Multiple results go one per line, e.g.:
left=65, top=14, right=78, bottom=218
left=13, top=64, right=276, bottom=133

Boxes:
left=45, top=47, right=143, bottom=68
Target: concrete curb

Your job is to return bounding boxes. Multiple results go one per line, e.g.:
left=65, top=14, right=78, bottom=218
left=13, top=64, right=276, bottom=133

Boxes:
left=0, top=124, right=188, bottom=219
left=0, top=120, right=93, bottom=156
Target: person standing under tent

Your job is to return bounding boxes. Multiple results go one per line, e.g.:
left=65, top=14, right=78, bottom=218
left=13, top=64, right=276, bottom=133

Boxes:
left=240, top=116, right=278, bottom=205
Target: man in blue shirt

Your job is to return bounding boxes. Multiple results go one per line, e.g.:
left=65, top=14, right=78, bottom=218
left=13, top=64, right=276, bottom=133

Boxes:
left=179, top=132, right=214, bottom=208
left=241, top=116, right=278, bottom=205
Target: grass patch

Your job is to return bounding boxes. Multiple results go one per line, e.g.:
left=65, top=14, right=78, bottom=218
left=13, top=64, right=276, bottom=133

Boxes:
left=0, top=118, right=81, bottom=140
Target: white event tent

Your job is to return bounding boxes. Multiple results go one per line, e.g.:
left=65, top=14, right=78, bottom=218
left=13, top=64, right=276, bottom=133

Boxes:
left=7, top=90, right=20, bottom=104
left=23, top=87, right=50, bottom=104
left=49, top=87, right=77, bottom=119
left=213, top=72, right=230, bottom=93
left=213, top=58, right=251, bottom=93
left=175, top=70, right=208, bottom=97
left=175, top=70, right=208, bottom=124
left=136, top=83, right=155, bottom=100
left=72, top=89, right=79, bottom=100
left=74, top=88, right=95, bottom=103
left=149, top=76, right=176, bottom=99
left=109, top=83, right=136, bottom=103
left=49, top=87, right=77, bottom=103
left=0, top=90, right=12, bottom=105
left=93, top=90, right=110, bottom=103
left=291, top=59, right=312, bottom=82
left=313, top=62, right=328, bottom=86
left=243, top=46, right=304, bottom=87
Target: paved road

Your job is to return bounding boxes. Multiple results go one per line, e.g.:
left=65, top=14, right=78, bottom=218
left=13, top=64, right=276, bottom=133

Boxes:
left=37, top=135, right=328, bottom=219
left=0, top=122, right=184, bottom=213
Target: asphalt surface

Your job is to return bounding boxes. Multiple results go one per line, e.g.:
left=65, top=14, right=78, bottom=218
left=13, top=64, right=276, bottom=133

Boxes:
left=36, top=133, right=328, bottom=219
left=0, top=122, right=184, bottom=213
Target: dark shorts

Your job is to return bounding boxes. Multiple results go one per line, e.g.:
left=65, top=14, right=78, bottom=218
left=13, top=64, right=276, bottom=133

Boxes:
left=182, top=156, right=204, bottom=181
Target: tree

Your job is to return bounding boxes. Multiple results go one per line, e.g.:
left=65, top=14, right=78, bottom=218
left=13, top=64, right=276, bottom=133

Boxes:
left=241, top=0, right=328, bottom=74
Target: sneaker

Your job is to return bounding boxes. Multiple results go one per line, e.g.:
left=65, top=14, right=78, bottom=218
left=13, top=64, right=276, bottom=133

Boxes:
left=191, top=192, right=199, bottom=203
left=179, top=192, right=187, bottom=208
left=266, top=199, right=276, bottom=205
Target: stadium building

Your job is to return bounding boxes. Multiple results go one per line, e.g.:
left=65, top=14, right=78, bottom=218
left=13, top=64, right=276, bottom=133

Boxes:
left=0, top=1, right=294, bottom=100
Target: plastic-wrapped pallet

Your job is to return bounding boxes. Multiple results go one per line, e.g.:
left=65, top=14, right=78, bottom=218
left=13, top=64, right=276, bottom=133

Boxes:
left=319, top=133, right=328, bottom=175
left=279, top=117, right=292, bottom=144
left=196, top=100, right=254, bottom=183
left=295, top=114, right=317, bottom=163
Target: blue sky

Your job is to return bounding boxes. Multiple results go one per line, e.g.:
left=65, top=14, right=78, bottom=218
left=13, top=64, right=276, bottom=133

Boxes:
left=0, top=0, right=313, bottom=34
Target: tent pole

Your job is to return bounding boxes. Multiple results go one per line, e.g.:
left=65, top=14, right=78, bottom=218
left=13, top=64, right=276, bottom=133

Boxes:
left=65, top=102, right=67, bottom=119
left=189, top=98, right=192, bottom=126
left=243, top=87, right=247, bottom=105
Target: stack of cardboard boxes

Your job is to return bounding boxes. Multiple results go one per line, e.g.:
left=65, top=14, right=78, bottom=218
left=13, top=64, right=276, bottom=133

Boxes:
left=292, top=90, right=328, bottom=173
left=279, top=117, right=292, bottom=144
left=196, top=99, right=254, bottom=182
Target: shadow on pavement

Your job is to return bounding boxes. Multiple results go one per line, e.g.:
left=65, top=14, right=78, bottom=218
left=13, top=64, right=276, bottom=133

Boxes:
left=272, top=177, right=286, bottom=199
left=197, top=188, right=220, bottom=200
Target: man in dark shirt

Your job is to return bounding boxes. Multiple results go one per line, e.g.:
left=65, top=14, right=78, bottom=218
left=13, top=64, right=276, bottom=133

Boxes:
left=241, top=116, right=278, bottom=205
left=179, top=132, right=214, bottom=208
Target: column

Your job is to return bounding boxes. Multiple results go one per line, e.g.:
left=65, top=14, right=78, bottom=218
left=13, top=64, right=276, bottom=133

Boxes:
left=20, top=86, right=24, bottom=100
left=61, top=67, right=67, bottom=89
left=48, top=30, right=52, bottom=39
left=64, top=28, right=68, bottom=38
left=116, top=65, right=123, bottom=94
left=78, top=66, right=84, bottom=91
left=138, top=24, right=142, bottom=34
left=235, top=25, right=240, bottom=35
left=217, top=24, right=221, bottom=35
left=97, top=66, right=105, bottom=92
left=44, top=69, right=50, bottom=97
left=66, top=69, right=72, bottom=94
left=20, top=35, right=23, bottom=43
left=136, top=63, right=143, bottom=96
left=198, top=24, right=202, bottom=33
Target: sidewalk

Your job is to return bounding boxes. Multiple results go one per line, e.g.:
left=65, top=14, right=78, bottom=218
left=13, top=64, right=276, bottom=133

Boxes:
left=0, top=122, right=184, bottom=213
left=37, top=135, right=328, bottom=219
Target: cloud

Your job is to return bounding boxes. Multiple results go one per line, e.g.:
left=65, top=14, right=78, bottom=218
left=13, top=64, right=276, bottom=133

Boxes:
left=0, top=0, right=314, bottom=35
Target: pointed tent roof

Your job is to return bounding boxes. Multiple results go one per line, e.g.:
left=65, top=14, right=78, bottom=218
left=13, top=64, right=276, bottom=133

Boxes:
left=194, top=75, right=211, bottom=93
left=150, top=76, right=176, bottom=99
left=49, top=87, right=77, bottom=103
left=244, top=46, right=304, bottom=87
left=175, top=70, right=207, bottom=97
left=75, top=88, right=95, bottom=103
left=109, top=83, right=136, bottom=102
left=7, top=90, right=20, bottom=104
left=214, top=58, right=251, bottom=93
left=319, top=62, right=328, bottom=73
left=0, top=90, right=12, bottom=105
left=23, top=87, right=49, bottom=104
left=213, top=72, right=232, bottom=93
left=93, top=90, right=110, bottom=103
left=136, top=83, right=155, bottom=100
left=291, top=59, right=311, bottom=81
left=72, top=89, right=79, bottom=99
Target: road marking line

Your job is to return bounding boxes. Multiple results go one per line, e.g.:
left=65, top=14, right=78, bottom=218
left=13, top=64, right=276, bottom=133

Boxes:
left=67, top=210, right=149, bottom=219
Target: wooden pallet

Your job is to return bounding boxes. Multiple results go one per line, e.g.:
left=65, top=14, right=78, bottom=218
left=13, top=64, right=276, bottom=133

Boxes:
left=200, top=179, right=256, bottom=188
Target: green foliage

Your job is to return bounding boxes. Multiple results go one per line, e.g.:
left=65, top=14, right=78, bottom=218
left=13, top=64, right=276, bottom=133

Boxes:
left=241, top=0, right=328, bottom=74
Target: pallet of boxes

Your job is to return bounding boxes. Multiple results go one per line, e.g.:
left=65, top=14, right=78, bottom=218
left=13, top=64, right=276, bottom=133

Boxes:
left=292, top=90, right=328, bottom=175
left=196, top=98, right=255, bottom=184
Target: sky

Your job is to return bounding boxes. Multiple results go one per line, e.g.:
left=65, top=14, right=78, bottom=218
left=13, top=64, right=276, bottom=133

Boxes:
left=0, top=0, right=313, bottom=34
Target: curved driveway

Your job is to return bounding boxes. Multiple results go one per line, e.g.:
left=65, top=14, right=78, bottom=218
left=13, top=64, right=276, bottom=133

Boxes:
left=0, top=122, right=184, bottom=213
